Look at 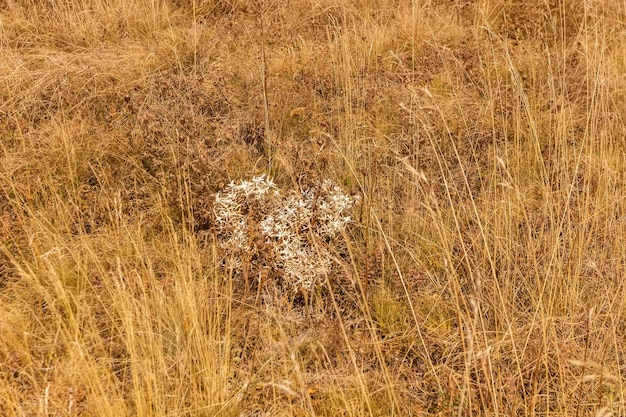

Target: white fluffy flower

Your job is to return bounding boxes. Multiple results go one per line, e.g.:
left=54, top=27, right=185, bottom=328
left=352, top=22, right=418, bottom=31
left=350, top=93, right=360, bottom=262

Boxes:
left=213, top=175, right=358, bottom=293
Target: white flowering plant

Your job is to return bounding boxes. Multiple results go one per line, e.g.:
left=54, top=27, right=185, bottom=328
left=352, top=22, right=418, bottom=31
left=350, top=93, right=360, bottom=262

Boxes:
left=213, top=175, right=359, bottom=293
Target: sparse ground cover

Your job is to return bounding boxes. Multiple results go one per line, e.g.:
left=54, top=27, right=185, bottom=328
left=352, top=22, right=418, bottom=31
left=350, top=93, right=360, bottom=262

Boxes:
left=1, top=0, right=626, bottom=415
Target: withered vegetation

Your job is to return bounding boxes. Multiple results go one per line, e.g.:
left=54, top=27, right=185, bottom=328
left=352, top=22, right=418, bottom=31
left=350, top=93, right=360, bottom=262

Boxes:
left=1, top=1, right=626, bottom=416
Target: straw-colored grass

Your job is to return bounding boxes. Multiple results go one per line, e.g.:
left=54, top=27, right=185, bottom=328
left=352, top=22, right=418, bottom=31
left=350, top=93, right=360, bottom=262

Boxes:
left=2, top=0, right=626, bottom=415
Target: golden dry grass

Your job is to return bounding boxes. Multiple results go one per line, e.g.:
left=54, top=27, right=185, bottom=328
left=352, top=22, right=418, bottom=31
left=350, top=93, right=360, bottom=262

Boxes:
left=2, top=0, right=626, bottom=415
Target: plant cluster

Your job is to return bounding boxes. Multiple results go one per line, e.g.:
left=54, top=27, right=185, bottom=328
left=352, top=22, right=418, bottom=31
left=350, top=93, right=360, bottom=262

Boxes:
left=213, top=175, right=358, bottom=292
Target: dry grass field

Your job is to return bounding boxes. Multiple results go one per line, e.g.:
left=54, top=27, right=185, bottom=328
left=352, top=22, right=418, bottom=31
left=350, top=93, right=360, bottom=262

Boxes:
left=2, top=0, right=626, bottom=415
